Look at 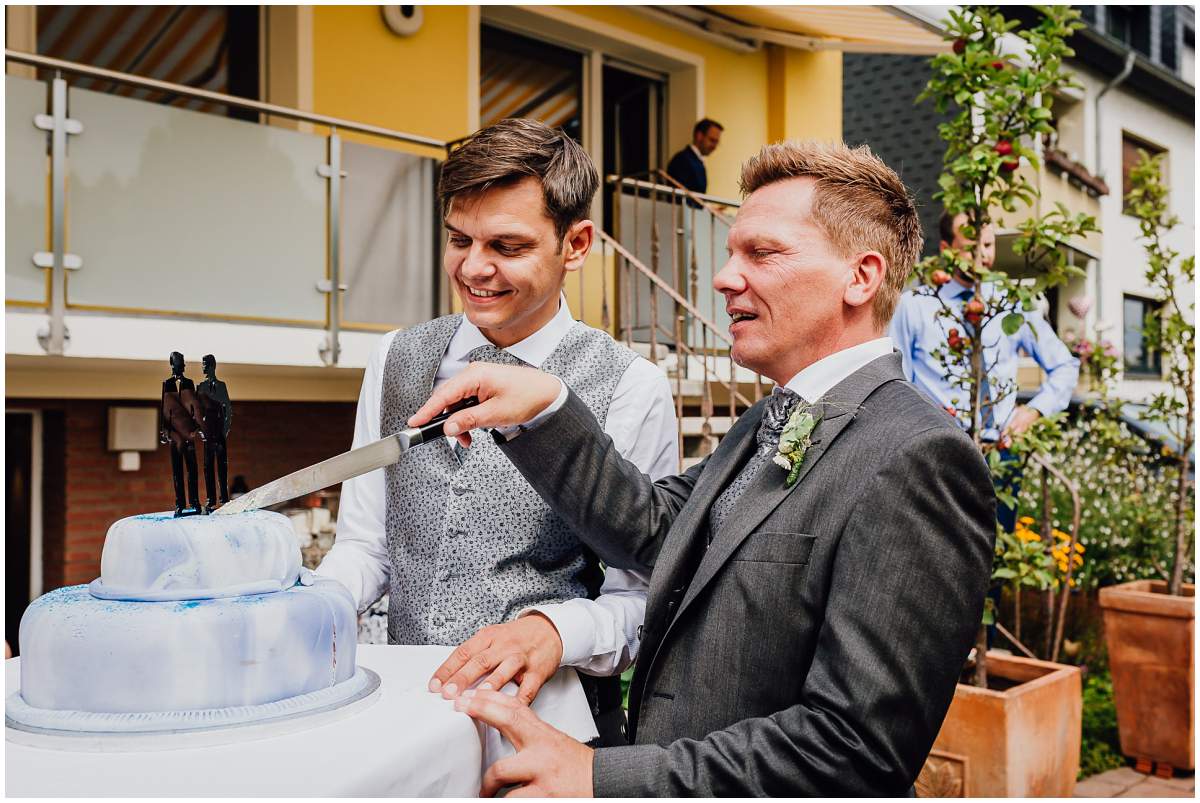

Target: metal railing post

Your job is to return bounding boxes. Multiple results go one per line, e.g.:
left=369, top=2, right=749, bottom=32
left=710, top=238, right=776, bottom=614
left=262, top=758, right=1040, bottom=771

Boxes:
left=317, top=129, right=346, bottom=366
left=33, top=75, right=83, bottom=355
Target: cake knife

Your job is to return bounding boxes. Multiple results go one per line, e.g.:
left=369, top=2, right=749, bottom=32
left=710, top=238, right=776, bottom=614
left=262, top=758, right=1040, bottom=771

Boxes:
left=213, top=397, right=479, bottom=516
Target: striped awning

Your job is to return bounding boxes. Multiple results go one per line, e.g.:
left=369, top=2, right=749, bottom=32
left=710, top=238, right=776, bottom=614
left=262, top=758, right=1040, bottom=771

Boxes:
left=36, top=6, right=229, bottom=112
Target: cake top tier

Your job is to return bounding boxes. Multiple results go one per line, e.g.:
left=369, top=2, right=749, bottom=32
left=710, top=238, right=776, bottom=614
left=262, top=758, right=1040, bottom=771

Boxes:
left=89, top=510, right=302, bottom=602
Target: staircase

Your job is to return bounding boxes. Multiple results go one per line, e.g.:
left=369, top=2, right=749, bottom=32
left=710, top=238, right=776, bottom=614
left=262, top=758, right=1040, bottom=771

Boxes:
left=592, top=171, right=769, bottom=471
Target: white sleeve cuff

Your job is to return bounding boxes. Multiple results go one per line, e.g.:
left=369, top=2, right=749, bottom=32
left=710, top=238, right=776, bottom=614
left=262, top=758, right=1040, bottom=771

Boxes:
left=520, top=600, right=595, bottom=667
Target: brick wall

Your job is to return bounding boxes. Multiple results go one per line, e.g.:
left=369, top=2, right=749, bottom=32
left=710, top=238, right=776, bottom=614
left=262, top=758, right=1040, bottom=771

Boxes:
left=16, top=399, right=356, bottom=590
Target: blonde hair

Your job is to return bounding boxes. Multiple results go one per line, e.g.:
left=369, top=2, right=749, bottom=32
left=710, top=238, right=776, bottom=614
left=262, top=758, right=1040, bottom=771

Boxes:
left=739, top=140, right=923, bottom=329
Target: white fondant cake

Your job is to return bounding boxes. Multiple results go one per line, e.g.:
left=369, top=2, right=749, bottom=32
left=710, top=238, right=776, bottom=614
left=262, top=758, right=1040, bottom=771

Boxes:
left=11, top=511, right=361, bottom=732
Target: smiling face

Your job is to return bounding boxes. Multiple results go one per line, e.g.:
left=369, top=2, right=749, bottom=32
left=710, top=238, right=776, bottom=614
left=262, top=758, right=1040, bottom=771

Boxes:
left=715, top=177, right=880, bottom=385
left=443, top=176, right=592, bottom=348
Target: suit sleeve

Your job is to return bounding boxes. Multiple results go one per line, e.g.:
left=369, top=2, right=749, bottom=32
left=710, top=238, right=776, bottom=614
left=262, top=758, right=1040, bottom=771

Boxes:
left=499, top=388, right=703, bottom=572
left=592, top=425, right=996, bottom=796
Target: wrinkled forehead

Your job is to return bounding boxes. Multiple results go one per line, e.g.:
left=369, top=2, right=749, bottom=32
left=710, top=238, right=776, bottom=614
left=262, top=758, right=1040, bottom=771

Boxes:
left=728, top=177, right=817, bottom=245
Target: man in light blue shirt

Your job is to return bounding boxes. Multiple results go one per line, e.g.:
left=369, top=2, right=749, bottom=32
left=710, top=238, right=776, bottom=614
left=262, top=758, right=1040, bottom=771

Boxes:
left=889, top=211, right=1080, bottom=529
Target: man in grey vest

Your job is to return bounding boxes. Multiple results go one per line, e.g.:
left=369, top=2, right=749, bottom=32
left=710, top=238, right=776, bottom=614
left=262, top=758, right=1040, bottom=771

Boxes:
left=317, top=119, right=677, bottom=745
left=411, top=141, right=996, bottom=795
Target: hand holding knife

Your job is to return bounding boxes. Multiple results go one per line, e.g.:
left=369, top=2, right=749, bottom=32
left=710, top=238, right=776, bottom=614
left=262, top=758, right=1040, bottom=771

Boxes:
left=214, top=396, right=480, bottom=516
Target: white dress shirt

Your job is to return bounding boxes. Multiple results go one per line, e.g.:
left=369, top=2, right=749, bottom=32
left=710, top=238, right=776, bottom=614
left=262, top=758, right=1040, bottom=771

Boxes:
left=782, top=337, right=896, bottom=402
left=317, top=298, right=678, bottom=676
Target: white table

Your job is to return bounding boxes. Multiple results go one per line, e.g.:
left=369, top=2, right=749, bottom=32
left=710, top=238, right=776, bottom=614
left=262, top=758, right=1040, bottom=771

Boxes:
left=5, top=645, right=597, bottom=797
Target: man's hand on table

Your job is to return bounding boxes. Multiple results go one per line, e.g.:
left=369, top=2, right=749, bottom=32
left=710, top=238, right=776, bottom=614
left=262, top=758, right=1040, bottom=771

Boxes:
left=455, top=688, right=593, bottom=797
left=429, top=614, right=564, bottom=704
left=408, top=363, right=561, bottom=448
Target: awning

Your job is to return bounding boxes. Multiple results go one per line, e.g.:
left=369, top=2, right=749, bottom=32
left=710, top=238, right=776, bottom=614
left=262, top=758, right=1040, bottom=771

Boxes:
left=640, top=5, right=947, bottom=55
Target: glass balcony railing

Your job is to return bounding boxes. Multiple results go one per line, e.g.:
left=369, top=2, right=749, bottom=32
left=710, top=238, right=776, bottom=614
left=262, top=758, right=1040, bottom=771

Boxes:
left=5, top=51, right=443, bottom=365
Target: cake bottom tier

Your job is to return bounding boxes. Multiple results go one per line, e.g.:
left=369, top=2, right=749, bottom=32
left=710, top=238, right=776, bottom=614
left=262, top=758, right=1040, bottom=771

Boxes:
left=18, top=578, right=357, bottom=714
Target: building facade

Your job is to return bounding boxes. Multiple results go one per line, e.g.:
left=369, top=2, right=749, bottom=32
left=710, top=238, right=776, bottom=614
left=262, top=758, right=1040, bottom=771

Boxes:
left=5, top=4, right=944, bottom=648
left=842, top=5, right=1195, bottom=403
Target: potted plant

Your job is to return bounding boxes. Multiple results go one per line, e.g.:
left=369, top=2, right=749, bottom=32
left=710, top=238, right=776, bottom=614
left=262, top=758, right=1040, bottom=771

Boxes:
left=1098, top=150, right=1196, bottom=777
left=911, top=6, right=1093, bottom=796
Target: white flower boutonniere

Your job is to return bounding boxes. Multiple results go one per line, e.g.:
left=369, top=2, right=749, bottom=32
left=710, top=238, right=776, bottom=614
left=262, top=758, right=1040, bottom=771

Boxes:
left=774, top=404, right=821, bottom=488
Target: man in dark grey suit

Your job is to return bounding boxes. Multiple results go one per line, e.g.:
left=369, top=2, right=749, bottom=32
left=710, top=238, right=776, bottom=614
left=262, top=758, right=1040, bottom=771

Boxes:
left=411, top=141, right=996, bottom=796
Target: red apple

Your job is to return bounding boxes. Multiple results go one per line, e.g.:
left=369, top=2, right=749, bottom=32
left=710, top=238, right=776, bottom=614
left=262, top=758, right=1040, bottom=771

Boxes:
left=991, top=60, right=1006, bottom=70
left=953, top=38, right=967, bottom=55
left=999, top=158, right=1019, bottom=173
left=944, top=406, right=958, bottom=418
left=931, top=269, right=952, bottom=286
left=994, top=140, right=1013, bottom=156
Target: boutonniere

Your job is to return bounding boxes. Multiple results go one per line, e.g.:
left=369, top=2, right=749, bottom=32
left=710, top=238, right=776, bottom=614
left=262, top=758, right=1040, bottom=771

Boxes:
left=772, top=403, right=821, bottom=488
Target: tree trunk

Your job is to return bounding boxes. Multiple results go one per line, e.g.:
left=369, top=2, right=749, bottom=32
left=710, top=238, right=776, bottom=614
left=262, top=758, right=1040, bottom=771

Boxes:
left=1168, top=382, right=1194, bottom=595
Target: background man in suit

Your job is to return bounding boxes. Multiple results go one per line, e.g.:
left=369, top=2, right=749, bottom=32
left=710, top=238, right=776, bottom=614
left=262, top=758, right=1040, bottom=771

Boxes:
left=665, top=118, right=722, bottom=194
left=411, top=141, right=996, bottom=796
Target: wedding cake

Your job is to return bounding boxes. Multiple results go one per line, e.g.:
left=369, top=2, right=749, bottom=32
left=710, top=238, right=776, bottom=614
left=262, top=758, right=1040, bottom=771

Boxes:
left=8, top=510, right=369, bottom=736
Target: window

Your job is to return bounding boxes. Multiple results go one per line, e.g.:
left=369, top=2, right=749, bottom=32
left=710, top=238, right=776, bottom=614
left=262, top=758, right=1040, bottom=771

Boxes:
left=1107, top=6, right=1152, bottom=58
left=1122, top=134, right=1166, bottom=214
left=1123, top=295, right=1163, bottom=377
left=36, top=6, right=260, bottom=120
left=480, top=26, right=584, bottom=143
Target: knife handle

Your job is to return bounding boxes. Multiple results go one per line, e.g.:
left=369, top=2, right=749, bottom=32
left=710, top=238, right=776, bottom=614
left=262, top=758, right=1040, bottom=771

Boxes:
left=411, top=396, right=480, bottom=445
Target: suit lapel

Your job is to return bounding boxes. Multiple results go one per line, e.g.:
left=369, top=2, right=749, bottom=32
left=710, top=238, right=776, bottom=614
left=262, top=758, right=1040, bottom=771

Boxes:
left=671, top=353, right=906, bottom=624
left=641, top=403, right=765, bottom=625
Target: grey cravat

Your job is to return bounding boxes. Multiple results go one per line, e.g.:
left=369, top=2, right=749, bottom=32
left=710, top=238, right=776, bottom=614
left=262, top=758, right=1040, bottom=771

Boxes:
left=708, top=388, right=802, bottom=539
left=454, top=344, right=526, bottom=459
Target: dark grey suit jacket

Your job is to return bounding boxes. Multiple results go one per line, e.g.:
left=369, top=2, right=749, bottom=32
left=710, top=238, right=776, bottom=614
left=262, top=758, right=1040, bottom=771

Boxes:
left=499, top=353, right=996, bottom=796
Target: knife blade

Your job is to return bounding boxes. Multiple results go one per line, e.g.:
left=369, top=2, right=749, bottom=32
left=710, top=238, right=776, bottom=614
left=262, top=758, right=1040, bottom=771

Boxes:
left=214, top=396, right=479, bottom=516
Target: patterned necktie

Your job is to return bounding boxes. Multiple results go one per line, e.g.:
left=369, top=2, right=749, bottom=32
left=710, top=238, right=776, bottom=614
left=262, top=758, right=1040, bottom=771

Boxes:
left=454, top=344, right=526, bottom=459
left=707, top=388, right=802, bottom=540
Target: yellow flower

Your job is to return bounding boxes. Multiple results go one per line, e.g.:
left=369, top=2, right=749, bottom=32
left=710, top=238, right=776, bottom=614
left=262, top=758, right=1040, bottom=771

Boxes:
left=1019, top=516, right=1036, bottom=526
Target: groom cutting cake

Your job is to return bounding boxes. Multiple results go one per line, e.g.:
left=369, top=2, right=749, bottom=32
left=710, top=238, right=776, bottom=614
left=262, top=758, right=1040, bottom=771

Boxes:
left=410, top=141, right=997, bottom=795
left=317, top=119, right=677, bottom=745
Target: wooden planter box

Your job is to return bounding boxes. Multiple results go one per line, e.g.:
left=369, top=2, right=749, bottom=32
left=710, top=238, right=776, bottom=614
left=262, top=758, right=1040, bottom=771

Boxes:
left=1100, top=580, right=1195, bottom=772
left=930, top=652, right=1081, bottom=797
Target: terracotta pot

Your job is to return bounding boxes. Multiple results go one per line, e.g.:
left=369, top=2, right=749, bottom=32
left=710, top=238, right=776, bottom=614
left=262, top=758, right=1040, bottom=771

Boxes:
left=1099, top=580, right=1195, bottom=771
left=930, top=652, right=1081, bottom=797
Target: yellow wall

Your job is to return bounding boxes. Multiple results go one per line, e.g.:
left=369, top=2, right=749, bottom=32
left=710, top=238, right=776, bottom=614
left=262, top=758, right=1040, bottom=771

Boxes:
left=563, top=5, right=773, bottom=200
left=767, top=46, right=843, bottom=144
left=311, top=5, right=475, bottom=156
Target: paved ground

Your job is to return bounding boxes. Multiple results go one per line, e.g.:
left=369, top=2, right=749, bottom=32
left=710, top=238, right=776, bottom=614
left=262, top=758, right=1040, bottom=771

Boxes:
left=1075, top=767, right=1195, bottom=798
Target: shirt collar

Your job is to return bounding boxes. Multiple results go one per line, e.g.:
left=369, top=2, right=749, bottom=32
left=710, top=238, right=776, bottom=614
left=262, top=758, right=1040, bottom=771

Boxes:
left=781, top=337, right=895, bottom=403
left=448, top=293, right=574, bottom=368
left=689, top=143, right=706, bottom=163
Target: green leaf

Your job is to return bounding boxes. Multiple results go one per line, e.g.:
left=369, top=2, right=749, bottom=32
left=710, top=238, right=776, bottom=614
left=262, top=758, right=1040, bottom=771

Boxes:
left=1002, top=312, right=1025, bottom=336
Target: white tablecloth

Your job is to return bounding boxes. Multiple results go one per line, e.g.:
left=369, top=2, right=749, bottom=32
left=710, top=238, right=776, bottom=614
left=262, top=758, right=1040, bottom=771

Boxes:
left=5, top=644, right=597, bottom=797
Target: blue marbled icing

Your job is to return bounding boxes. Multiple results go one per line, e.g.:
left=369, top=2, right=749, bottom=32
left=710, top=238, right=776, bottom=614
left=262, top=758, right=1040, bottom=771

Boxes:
left=19, top=577, right=356, bottom=714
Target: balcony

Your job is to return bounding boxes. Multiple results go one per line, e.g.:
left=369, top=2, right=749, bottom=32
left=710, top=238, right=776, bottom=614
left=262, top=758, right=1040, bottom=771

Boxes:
left=5, top=51, right=443, bottom=391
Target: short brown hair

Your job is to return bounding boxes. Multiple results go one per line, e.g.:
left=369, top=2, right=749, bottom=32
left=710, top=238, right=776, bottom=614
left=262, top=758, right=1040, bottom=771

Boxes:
left=739, top=141, right=923, bottom=329
left=439, top=118, right=598, bottom=241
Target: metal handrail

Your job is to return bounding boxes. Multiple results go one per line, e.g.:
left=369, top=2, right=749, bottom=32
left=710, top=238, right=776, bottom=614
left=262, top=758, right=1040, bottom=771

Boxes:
left=606, top=173, right=742, bottom=209
left=4, top=49, right=447, bottom=150
left=597, top=230, right=759, bottom=406
left=597, top=230, right=732, bottom=348
left=653, top=168, right=736, bottom=226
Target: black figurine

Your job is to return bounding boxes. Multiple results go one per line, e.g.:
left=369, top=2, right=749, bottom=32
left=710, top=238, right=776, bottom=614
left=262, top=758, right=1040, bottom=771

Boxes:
left=160, top=352, right=206, bottom=517
left=196, top=354, right=232, bottom=514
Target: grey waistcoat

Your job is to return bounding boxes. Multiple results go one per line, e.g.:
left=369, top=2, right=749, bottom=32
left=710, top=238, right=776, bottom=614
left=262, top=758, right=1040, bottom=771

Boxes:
left=380, top=313, right=639, bottom=645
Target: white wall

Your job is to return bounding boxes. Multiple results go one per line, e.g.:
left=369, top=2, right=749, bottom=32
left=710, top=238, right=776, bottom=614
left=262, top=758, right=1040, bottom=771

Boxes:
left=1070, top=64, right=1195, bottom=402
